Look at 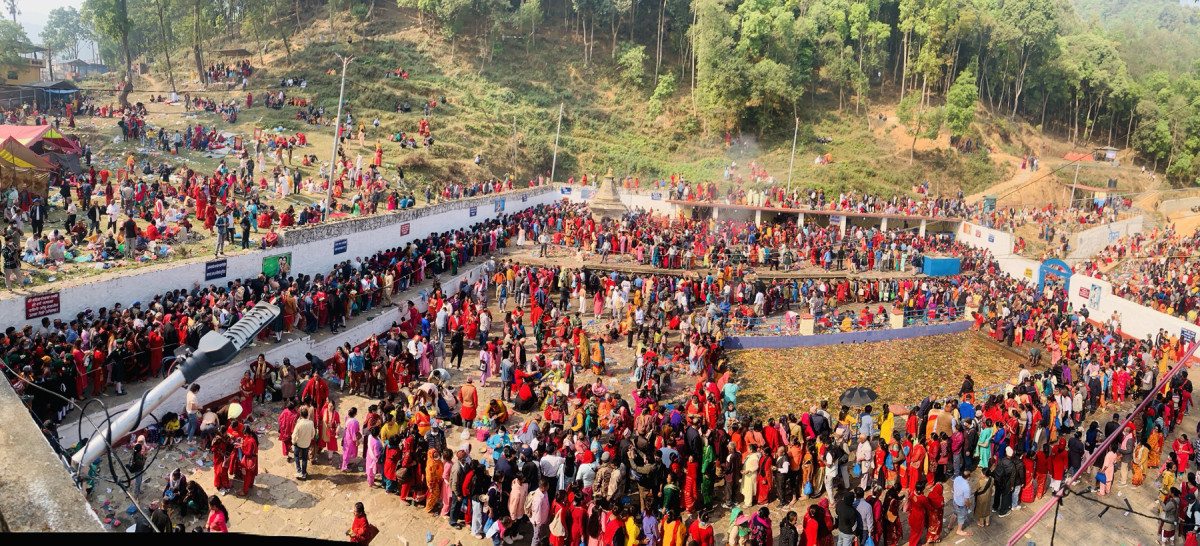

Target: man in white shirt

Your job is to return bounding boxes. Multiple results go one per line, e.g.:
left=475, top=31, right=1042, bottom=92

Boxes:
left=185, top=384, right=201, bottom=444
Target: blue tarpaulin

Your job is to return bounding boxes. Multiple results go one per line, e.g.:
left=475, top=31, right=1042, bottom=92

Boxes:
left=923, top=257, right=961, bottom=276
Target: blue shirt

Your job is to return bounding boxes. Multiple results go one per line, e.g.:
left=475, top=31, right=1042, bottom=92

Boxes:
left=858, top=414, right=875, bottom=438
left=958, top=402, right=976, bottom=421
left=348, top=352, right=365, bottom=373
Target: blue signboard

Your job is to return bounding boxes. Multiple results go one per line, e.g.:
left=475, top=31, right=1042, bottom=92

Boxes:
left=333, top=239, right=348, bottom=255
left=469, top=206, right=478, bottom=217
left=495, top=198, right=505, bottom=212
left=205, top=259, right=227, bottom=281
left=560, top=187, right=572, bottom=195
left=650, top=193, right=663, bottom=200
left=521, top=194, right=528, bottom=202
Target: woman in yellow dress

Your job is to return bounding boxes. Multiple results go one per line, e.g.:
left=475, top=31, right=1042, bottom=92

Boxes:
left=879, top=404, right=895, bottom=444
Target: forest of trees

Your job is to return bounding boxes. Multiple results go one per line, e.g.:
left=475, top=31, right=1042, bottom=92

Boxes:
left=4, top=0, right=1200, bottom=184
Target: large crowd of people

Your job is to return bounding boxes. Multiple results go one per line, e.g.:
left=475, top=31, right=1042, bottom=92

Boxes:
left=5, top=194, right=1200, bottom=545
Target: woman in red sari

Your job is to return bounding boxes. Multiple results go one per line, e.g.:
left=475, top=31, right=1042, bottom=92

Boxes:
left=756, top=447, right=774, bottom=505
left=239, top=371, right=254, bottom=418
left=204, top=205, right=217, bottom=233
left=211, top=433, right=233, bottom=493
left=683, top=454, right=699, bottom=512
left=926, top=481, right=945, bottom=544
left=906, top=440, right=926, bottom=495
left=906, top=481, right=930, bottom=546
left=1020, top=452, right=1037, bottom=503
left=237, top=430, right=259, bottom=496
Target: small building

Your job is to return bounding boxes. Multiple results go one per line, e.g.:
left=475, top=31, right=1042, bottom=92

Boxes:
left=53, top=60, right=107, bottom=80
left=1, top=45, right=48, bottom=86
left=1093, top=146, right=1120, bottom=163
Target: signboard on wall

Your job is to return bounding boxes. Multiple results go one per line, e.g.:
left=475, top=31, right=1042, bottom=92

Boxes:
left=204, top=259, right=227, bottom=281
left=650, top=193, right=663, bottom=200
left=521, top=194, right=528, bottom=203
left=494, top=198, right=505, bottom=212
left=400, top=223, right=411, bottom=236
left=560, top=187, right=572, bottom=195
left=580, top=189, right=594, bottom=199
left=1024, top=268, right=1033, bottom=279
left=469, top=207, right=478, bottom=217
left=25, top=293, right=60, bottom=320
left=262, top=253, right=291, bottom=278
left=987, top=234, right=995, bottom=243
left=333, top=239, right=348, bottom=255
left=1078, top=287, right=1090, bottom=299
left=1088, top=283, right=1103, bottom=309
left=829, top=214, right=844, bottom=225
left=1183, top=329, right=1197, bottom=344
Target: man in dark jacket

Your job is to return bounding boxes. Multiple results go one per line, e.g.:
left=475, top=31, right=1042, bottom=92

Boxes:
left=993, top=447, right=1017, bottom=517
left=834, top=489, right=859, bottom=540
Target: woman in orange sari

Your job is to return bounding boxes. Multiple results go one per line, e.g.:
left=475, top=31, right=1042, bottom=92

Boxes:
left=1148, top=426, right=1165, bottom=468
left=1133, top=440, right=1149, bottom=486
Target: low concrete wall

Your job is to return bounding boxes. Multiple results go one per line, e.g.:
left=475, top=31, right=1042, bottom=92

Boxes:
left=1068, top=216, right=1145, bottom=261
left=1159, top=197, right=1200, bottom=215
left=0, top=381, right=103, bottom=531
left=0, top=185, right=561, bottom=329
left=725, top=320, right=972, bottom=349
left=958, top=221, right=1014, bottom=258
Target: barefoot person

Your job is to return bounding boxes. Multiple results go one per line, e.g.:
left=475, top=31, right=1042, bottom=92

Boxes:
left=952, top=468, right=974, bottom=536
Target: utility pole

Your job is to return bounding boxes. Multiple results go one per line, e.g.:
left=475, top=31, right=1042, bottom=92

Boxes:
left=511, top=115, right=518, bottom=179
left=786, top=116, right=799, bottom=193
left=550, top=102, right=563, bottom=183
left=326, top=53, right=353, bottom=214
left=1068, top=163, right=1080, bottom=210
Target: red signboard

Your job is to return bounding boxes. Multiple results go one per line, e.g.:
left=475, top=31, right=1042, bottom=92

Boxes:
left=400, top=223, right=411, bottom=236
left=25, top=293, right=60, bottom=320
left=1078, top=287, right=1090, bottom=299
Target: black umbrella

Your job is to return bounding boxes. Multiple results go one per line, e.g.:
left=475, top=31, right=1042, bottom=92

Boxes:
left=839, top=386, right=879, bottom=407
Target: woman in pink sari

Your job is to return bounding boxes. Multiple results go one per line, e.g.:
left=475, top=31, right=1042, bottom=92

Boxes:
left=364, top=427, right=382, bottom=486
left=340, top=407, right=361, bottom=470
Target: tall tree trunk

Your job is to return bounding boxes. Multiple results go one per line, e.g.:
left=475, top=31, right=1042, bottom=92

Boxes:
left=654, top=0, right=665, bottom=86
left=899, top=30, right=909, bottom=102
left=193, top=0, right=205, bottom=83
left=156, top=0, right=177, bottom=94
left=611, top=15, right=619, bottom=59
left=1040, top=86, right=1049, bottom=129
left=296, top=0, right=303, bottom=30
left=689, top=8, right=697, bottom=116
left=1011, top=46, right=1029, bottom=118
left=630, top=0, right=638, bottom=42
left=119, top=0, right=134, bottom=108
left=1125, top=109, right=1134, bottom=150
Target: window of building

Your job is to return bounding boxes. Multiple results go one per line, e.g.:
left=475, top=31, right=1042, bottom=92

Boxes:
left=6, top=71, right=17, bottom=81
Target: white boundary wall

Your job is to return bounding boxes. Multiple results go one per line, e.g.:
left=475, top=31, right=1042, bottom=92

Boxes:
left=1066, top=273, right=1200, bottom=342
left=60, top=255, right=492, bottom=447
left=0, top=186, right=561, bottom=328
left=1068, top=216, right=1145, bottom=261
left=958, top=221, right=1014, bottom=258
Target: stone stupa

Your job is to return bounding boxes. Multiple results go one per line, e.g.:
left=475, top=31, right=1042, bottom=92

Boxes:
left=589, top=168, right=628, bottom=220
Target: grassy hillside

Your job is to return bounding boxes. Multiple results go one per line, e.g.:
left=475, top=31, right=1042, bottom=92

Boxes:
left=82, top=5, right=1008, bottom=197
